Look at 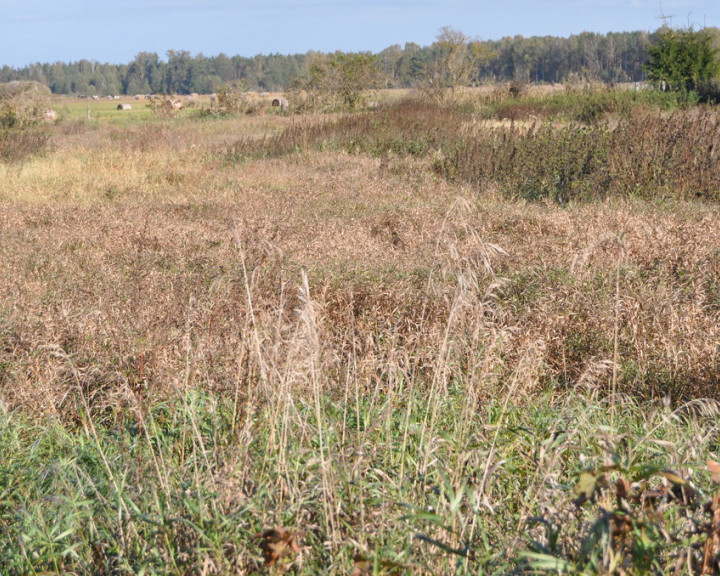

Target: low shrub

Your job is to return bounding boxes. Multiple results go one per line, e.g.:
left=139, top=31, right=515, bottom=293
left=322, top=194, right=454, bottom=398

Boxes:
left=0, top=98, right=52, bottom=166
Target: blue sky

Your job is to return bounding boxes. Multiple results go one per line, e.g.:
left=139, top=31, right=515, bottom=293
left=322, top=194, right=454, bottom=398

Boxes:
left=2, top=0, right=719, bottom=67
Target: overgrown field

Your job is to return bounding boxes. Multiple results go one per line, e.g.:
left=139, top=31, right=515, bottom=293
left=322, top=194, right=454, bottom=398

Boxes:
left=1, top=88, right=720, bottom=574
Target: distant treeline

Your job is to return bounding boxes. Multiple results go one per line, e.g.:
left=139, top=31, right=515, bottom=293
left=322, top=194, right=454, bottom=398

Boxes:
left=0, top=29, right=714, bottom=95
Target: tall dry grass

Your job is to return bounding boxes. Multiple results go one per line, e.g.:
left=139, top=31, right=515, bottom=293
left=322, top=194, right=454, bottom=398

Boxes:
left=1, top=88, right=720, bottom=574
left=1, top=109, right=719, bottom=420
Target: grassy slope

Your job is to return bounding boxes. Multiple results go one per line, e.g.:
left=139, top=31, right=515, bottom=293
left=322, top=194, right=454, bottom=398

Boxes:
left=0, top=92, right=719, bottom=574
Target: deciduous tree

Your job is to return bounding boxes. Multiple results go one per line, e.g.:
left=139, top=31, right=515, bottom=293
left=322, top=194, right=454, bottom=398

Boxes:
left=297, top=52, right=380, bottom=110
left=421, top=26, right=493, bottom=103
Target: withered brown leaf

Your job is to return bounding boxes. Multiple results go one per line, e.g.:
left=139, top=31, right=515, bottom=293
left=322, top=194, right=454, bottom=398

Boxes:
left=350, top=554, right=372, bottom=576
left=255, top=527, right=302, bottom=568
left=708, top=459, right=720, bottom=484
left=660, top=470, right=685, bottom=485
left=615, top=477, right=630, bottom=502
left=703, top=492, right=720, bottom=574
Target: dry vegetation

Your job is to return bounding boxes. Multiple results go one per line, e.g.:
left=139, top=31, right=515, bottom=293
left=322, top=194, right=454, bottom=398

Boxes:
left=1, top=88, right=720, bottom=574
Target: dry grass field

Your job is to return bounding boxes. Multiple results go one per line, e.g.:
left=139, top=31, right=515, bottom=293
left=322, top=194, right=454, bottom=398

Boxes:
left=1, top=88, right=720, bottom=574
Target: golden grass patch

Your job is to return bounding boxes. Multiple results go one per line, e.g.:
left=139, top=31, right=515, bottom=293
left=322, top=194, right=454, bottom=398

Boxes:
left=1, top=107, right=719, bottom=421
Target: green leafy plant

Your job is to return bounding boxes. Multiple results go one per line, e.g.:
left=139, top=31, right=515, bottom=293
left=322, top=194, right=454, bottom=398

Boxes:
left=645, top=26, right=720, bottom=100
left=293, top=52, right=381, bottom=110
left=522, top=444, right=712, bottom=575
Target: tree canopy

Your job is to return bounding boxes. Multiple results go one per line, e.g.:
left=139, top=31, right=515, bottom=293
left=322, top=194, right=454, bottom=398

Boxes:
left=420, top=26, right=494, bottom=103
left=645, top=26, right=720, bottom=94
left=1, top=27, right=716, bottom=96
left=297, top=52, right=380, bottom=109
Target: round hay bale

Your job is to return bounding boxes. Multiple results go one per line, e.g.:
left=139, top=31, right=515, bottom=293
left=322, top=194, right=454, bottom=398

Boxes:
left=271, top=97, right=288, bottom=110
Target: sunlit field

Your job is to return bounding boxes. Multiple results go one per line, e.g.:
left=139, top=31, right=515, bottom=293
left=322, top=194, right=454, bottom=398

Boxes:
left=1, top=86, right=720, bottom=574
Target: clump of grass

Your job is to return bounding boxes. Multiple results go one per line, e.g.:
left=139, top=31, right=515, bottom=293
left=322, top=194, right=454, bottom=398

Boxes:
left=220, top=99, right=460, bottom=162
left=0, top=125, right=52, bottom=167
left=487, top=85, right=692, bottom=123
left=520, top=408, right=720, bottom=575
left=2, top=366, right=720, bottom=574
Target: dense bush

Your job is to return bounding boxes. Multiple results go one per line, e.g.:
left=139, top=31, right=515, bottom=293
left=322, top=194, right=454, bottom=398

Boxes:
left=646, top=26, right=720, bottom=95
left=436, top=107, right=720, bottom=202
left=0, top=85, right=52, bottom=165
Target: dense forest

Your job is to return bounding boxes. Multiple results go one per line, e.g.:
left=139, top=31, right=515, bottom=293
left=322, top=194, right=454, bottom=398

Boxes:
left=0, top=29, right=714, bottom=95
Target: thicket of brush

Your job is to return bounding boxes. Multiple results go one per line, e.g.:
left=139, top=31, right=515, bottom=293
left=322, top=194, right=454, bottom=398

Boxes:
left=0, top=94, right=53, bottom=166
left=227, top=91, right=720, bottom=203
left=1, top=86, right=720, bottom=574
